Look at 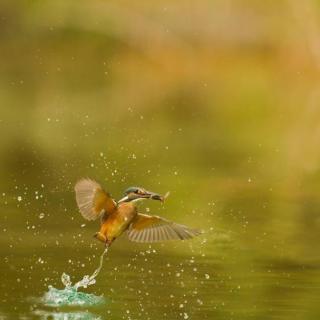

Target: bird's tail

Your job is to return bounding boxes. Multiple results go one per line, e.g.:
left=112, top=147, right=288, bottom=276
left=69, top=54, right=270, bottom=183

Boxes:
left=94, top=232, right=113, bottom=248
left=94, top=232, right=106, bottom=243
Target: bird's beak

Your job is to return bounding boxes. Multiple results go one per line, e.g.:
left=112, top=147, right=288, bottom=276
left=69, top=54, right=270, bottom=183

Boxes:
left=118, top=190, right=170, bottom=204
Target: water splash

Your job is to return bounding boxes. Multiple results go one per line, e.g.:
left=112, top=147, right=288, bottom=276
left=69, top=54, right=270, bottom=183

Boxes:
left=63, top=247, right=108, bottom=290
left=42, top=248, right=109, bottom=307
left=34, top=309, right=102, bottom=320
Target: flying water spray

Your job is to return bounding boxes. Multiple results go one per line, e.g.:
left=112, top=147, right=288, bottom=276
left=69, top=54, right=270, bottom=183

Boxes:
left=42, top=248, right=109, bottom=307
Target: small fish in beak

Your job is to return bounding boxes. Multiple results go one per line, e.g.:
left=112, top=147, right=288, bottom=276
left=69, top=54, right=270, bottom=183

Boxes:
left=150, top=191, right=170, bottom=202
left=118, top=187, right=170, bottom=203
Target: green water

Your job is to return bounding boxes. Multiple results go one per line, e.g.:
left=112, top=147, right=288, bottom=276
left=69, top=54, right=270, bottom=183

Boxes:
left=1, top=192, right=319, bottom=319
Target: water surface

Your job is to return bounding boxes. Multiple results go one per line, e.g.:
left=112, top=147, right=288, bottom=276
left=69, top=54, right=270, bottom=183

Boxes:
left=1, top=191, right=319, bottom=319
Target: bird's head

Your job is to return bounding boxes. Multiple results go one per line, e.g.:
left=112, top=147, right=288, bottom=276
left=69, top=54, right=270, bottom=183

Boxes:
left=118, top=187, right=165, bottom=203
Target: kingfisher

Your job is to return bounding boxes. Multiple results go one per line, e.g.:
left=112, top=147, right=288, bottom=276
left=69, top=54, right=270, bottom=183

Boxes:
left=75, top=178, right=201, bottom=247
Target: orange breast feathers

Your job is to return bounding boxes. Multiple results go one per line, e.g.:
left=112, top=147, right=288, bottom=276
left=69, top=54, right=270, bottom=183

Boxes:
left=100, top=202, right=137, bottom=240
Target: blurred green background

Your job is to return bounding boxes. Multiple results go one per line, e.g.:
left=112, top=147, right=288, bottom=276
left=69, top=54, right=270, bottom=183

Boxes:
left=0, top=1, right=320, bottom=319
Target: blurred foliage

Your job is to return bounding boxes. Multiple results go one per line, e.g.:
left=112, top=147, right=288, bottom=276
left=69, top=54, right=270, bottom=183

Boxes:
left=1, top=0, right=320, bottom=256
left=1, top=1, right=320, bottom=319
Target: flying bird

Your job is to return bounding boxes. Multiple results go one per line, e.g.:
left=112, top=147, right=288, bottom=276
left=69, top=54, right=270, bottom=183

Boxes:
left=75, top=178, right=201, bottom=247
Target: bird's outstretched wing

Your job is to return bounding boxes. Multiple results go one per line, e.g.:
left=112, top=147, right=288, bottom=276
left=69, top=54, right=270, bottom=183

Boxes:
left=74, top=178, right=117, bottom=221
left=127, top=213, right=202, bottom=243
